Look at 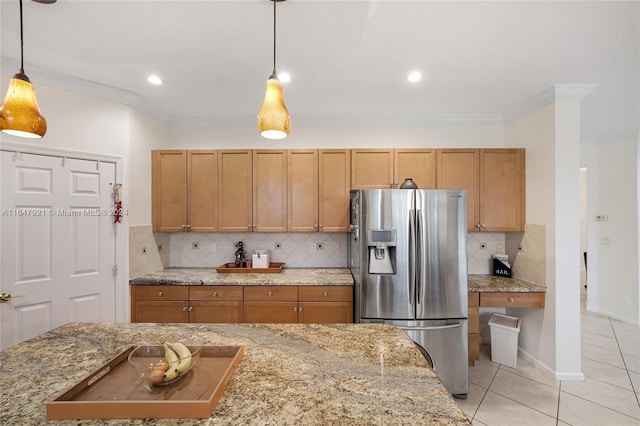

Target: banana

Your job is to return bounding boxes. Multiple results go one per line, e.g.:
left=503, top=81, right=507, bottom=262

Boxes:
left=162, top=342, right=180, bottom=382
left=170, top=342, right=193, bottom=373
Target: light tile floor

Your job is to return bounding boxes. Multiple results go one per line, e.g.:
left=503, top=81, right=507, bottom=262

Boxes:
left=456, top=282, right=640, bottom=425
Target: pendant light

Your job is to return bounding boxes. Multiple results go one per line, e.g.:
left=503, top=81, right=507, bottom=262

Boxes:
left=0, top=0, right=49, bottom=139
left=257, top=0, right=290, bottom=140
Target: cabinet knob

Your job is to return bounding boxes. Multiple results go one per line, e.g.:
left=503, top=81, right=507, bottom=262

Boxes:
left=267, top=291, right=273, bottom=297
left=182, top=306, right=188, bottom=312
left=158, top=291, right=164, bottom=297
left=319, top=224, right=323, bottom=229
left=181, top=224, right=186, bottom=229
left=508, top=297, right=515, bottom=303
left=188, top=306, right=193, bottom=312
left=293, top=307, right=298, bottom=312
left=323, top=291, right=328, bottom=297
left=481, top=224, right=486, bottom=228
left=476, top=224, right=482, bottom=228
left=186, top=224, right=191, bottom=230
left=212, top=291, right=218, bottom=297
left=298, top=306, right=302, bottom=312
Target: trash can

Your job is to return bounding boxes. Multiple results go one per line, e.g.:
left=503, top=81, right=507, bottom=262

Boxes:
left=488, top=313, right=521, bottom=368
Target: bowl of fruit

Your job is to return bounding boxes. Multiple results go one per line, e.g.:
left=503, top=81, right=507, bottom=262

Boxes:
left=128, top=336, right=204, bottom=386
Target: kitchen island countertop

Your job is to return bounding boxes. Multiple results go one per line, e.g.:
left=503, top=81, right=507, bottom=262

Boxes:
left=0, top=322, right=470, bottom=425
left=129, top=267, right=354, bottom=286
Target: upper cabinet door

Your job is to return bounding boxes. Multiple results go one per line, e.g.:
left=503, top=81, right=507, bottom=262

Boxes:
left=218, top=150, right=253, bottom=232
left=394, top=149, right=437, bottom=189
left=152, top=150, right=188, bottom=232
left=479, top=149, right=525, bottom=232
left=437, top=149, right=480, bottom=232
left=288, top=149, right=319, bottom=232
left=253, top=150, right=288, bottom=232
left=351, top=149, right=394, bottom=189
left=187, top=150, right=217, bottom=232
left=319, top=149, right=351, bottom=232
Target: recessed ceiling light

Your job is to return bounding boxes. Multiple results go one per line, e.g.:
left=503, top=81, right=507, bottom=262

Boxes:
left=407, top=71, right=422, bottom=83
left=147, top=75, right=162, bottom=85
left=279, top=72, right=291, bottom=83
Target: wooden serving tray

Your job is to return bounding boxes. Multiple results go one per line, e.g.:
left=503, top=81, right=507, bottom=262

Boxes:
left=216, top=262, right=284, bottom=273
left=46, top=345, right=243, bottom=420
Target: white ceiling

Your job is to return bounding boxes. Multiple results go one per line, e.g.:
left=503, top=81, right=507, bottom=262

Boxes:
left=1, top=0, right=638, bottom=143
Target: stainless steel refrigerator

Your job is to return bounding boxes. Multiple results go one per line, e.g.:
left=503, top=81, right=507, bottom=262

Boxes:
left=349, top=189, right=468, bottom=398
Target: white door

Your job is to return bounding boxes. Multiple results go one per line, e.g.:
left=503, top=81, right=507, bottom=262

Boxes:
left=1, top=151, right=117, bottom=350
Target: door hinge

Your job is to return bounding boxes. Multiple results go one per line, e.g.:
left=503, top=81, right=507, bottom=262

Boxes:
left=112, top=265, right=118, bottom=276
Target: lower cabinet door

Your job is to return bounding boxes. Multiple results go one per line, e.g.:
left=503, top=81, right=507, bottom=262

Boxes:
left=299, top=302, right=353, bottom=323
left=190, top=301, right=244, bottom=323
left=134, top=301, right=189, bottom=323
left=243, top=302, right=298, bottom=323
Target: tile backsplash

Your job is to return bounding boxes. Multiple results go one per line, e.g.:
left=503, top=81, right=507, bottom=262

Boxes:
left=129, top=228, right=528, bottom=279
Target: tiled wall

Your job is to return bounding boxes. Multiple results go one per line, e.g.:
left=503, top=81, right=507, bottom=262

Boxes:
left=129, top=227, right=518, bottom=278
left=508, top=224, right=546, bottom=285
left=168, top=232, right=348, bottom=269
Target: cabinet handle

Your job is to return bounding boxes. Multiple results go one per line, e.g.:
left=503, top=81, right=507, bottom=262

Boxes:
left=181, top=224, right=186, bottom=230
left=480, top=224, right=486, bottom=228
left=186, top=224, right=191, bottom=230
left=476, top=224, right=482, bottom=229
left=248, top=224, right=252, bottom=229
left=158, top=291, right=164, bottom=297
left=319, top=224, right=323, bottom=229
left=298, top=306, right=302, bottom=312
left=182, top=306, right=188, bottom=312
left=508, top=297, right=515, bottom=303
left=323, top=291, right=328, bottom=297
left=314, top=224, right=318, bottom=230
left=267, top=291, right=273, bottom=297
left=293, top=307, right=298, bottom=312
left=212, top=291, right=218, bottom=297
left=188, top=306, right=193, bottom=312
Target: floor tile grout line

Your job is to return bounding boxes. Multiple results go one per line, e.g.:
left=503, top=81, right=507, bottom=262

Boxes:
left=608, top=316, right=640, bottom=407
left=483, top=385, right=559, bottom=423
left=558, top=388, right=640, bottom=421
left=469, top=363, right=500, bottom=422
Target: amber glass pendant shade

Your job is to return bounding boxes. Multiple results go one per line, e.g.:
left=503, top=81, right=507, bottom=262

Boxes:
left=0, top=72, right=47, bottom=138
left=257, top=75, right=290, bottom=140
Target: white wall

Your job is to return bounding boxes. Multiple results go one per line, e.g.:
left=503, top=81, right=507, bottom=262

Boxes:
left=581, top=139, right=639, bottom=324
left=168, top=125, right=505, bottom=150
left=504, top=103, right=557, bottom=375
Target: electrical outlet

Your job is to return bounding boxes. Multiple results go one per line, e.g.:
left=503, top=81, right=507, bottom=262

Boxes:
left=310, top=243, right=317, bottom=253
left=210, top=243, right=217, bottom=253
left=317, top=243, right=323, bottom=250
left=141, top=247, right=147, bottom=255
left=480, top=242, right=487, bottom=250
left=275, top=242, right=282, bottom=249
left=192, top=242, right=199, bottom=249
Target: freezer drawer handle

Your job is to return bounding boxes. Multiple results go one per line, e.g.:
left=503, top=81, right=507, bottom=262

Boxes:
left=399, top=324, right=461, bottom=331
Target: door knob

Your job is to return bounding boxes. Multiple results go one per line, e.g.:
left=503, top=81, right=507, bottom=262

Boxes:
left=0, top=293, right=13, bottom=303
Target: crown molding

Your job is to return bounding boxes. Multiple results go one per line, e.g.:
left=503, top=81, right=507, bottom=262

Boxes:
left=554, top=84, right=599, bottom=101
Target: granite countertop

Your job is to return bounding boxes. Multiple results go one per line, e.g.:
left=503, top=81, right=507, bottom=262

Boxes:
left=0, top=322, right=470, bottom=425
left=130, top=268, right=354, bottom=286
left=468, top=274, right=546, bottom=293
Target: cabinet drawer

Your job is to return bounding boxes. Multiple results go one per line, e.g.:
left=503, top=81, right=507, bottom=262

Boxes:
left=244, top=286, right=298, bottom=301
left=190, top=286, right=243, bottom=301
left=134, top=285, right=188, bottom=301
left=468, top=292, right=479, bottom=307
left=480, top=292, right=545, bottom=308
left=298, top=286, right=353, bottom=302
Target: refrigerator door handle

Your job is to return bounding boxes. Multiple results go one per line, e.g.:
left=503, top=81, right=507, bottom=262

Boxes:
left=416, top=209, right=423, bottom=305
left=398, top=324, right=461, bottom=331
left=409, top=209, right=416, bottom=305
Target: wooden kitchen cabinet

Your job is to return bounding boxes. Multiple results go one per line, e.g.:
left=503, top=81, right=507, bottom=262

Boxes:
left=479, top=149, right=526, bottom=232
left=218, top=150, right=253, bottom=232
left=352, top=149, right=437, bottom=190
left=189, top=286, right=244, bottom=323
left=468, top=292, right=480, bottom=366
left=152, top=150, right=217, bottom=232
left=288, top=149, right=351, bottom=232
left=243, top=286, right=299, bottom=323
left=438, top=148, right=525, bottom=232
left=131, top=285, right=190, bottom=323
left=394, top=149, right=437, bottom=189
left=298, top=286, right=353, bottom=323
left=253, top=150, right=288, bottom=232
left=351, top=149, right=394, bottom=189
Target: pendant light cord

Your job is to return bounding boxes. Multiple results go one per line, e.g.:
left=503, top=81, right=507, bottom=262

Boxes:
left=272, top=0, right=277, bottom=75
left=19, top=0, right=24, bottom=74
